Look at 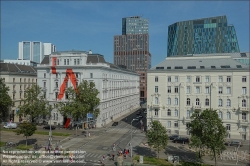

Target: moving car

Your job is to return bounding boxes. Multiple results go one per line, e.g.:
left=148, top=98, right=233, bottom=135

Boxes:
left=43, top=125, right=56, bottom=130
left=3, top=122, right=17, bottom=129
left=224, top=140, right=242, bottom=147
left=112, top=122, right=118, bottom=126
left=173, top=137, right=190, bottom=144
left=169, top=135, right=180, bottom=140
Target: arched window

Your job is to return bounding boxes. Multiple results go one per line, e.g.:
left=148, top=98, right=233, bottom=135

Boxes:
left=187, top=98, right=190, bottom=106
left=219, top=99, right=223, bottom=107
left=196, top=98, right=200, bottom=105
left=174, top=109, right=178, bottom=117
left=187, top=110, right=190, bottom=117
left=242, top=99, right=246, bottom=107
left=227, top=99, right=231, bottom=107
left=205, top=98, right=209, bottom=106
left=218, top=111, right=222, bottom=119
left=167, top=97, right=171, bottom=105
left=226, top=111, right=231, bottom=119
left=167, top=109, right=171, bottom=116
left=175, top=98, right=178, bottom=105
left=155, top=97, right=158, bottom=104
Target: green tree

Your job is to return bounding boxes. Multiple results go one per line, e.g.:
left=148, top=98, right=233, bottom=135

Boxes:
left=15, top=122, right=37, bottom=146
left=146, top=120, right=168, bottom=158
left=0, top=78, right=13, bottom=122
left=188, top=109, right=227, bottom=166
left=17, top=84, right=50, bottom=122
left=58, top=80, right=100, bottom=120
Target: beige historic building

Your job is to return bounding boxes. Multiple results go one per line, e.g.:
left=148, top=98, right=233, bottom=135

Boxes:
left=0, top=63, right=37, bottom=122
left=147, top=53, right=250, bottom=140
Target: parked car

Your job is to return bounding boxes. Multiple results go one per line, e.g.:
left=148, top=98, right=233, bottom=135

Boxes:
left=173, top=137, right=190, bottom=144
left=134, top=117, right=139, bottom=121
left=3, top=122, right=17, bottom=129
left=136, top=111, right=141, bottom=115
left=224, top=140, right=242, bottom=147
left=169, top=135, right=180, bottom=140
left=138, top=115, right=143, bottom=118
left=144, top=110, right=147, bottom=114
left=43, top=125, right=56, bottom=130
left=112, top=122, right=118, bottom=126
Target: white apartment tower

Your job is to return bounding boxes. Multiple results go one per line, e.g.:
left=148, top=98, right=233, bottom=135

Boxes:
left=18, top=41, right=56, bottom=63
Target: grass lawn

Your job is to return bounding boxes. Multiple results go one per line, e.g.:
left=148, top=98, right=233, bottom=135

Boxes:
left=16, top=144, right=33, bottom=150
left=0, top=141, right=6, bottom=147
left=133, top=155, right=173, bottom=166
left=1, top=128, right=71, bottom=136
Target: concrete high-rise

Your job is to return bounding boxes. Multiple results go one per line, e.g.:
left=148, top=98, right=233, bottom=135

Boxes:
left=18, top=41, right=56, bottom=63
left=114, top=16, right=151, bottom=102
left=167, top=15, right=240, bottom=57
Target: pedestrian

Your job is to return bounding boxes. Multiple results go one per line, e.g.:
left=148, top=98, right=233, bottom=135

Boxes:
left=102, top=155, right=105, bottom=161
left=112, top=154, right=115, bottom=161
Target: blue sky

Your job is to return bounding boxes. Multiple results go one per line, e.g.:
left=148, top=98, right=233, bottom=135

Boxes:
left=1, top=1, right=249, bottom=67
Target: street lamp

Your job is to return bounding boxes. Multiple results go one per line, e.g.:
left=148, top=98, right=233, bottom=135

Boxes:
left=130, top=119, right=136, bottom=158
left=49, top=109, right=52, bottom=147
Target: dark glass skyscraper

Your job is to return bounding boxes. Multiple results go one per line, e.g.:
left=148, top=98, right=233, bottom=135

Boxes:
left=167, top=15, right=240, bottom=56
left=114, top=16, right=151, bottom=102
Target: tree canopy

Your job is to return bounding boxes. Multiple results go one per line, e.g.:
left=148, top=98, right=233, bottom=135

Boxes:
left=58, top=80, right=100, bottom=120
left=188, top=109, right=227, bottom=166
left=17, top=84, right=50, bottom=122
left=0, top=78, right=13, bottom=122
left=15, top=122, right=37, bottom=146
left=146, top=120, right=168, bottom=158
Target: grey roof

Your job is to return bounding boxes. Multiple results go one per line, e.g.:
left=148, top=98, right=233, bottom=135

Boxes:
left=150, top=55, right=249, bottom=71
left=86, top=54, right=106, bottom=63
left=41, top=55, right=49, bottom=64
left=51, top=50, right=89, bottom=55
left=0, top=63, right=37, bottom=73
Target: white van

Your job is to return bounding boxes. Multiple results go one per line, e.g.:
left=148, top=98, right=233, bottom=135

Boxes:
left=3, top=122, right=17, bottom=129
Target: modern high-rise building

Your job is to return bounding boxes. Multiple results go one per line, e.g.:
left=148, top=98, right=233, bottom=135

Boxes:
left=167, top=15, right=240, bottom=57
left=114, top=16, right=151, bottom=102
left=43, top=43, right=56, bottom=56
left=18, top=41, right=56, bottom=63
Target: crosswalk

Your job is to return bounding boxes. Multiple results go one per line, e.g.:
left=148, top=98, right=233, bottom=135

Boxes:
left=83, top=152, right=109, bottom=163
left=106, top=127, right=139, bottom=133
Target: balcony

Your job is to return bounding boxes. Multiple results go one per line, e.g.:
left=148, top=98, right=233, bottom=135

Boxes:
left=238, top=105, right=249, bottom=112
left=193, top=105, right=201, bottom=109
left=152, top=103, right=160, bottom=108
left=241, top=119, right=249, bottom=124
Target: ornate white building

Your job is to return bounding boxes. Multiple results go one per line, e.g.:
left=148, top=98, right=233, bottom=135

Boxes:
left=36, top=51, right=140, bottom=127
left=147, top=53, right=250, bottom=140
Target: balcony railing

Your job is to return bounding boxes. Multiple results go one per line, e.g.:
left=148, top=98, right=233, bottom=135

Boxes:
left=152, top=104, right=160, bottom=108
left=238, top=105, right=249, bottom=112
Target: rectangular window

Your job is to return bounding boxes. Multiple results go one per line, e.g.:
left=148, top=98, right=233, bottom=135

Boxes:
left=155, top=86, right=158, bottom=93
left=167, top=86, right=171, bottom=93
left=242, top=126, right=246, bottom=132
left=205, top=87, right=210, bottom=94
left=57, top=59, right=59, bottom=65
left=196, top=86, right=200, bottom=93
left=76, top=73, right=78, bottom=78
left=64, top=59, right=66, bottom=65
left=242, top=87, right=246, bottom=94
left=56, top=73, right=58, bottom=78
left=44, top=73, right=46, bottom=78
left=227, top=76, right=231, bottom=82
left=77, top=59, right=80, bottom=65
left=186, top=76, right=190, bottom=82
left=67, top=59, right=69, bottom=65
left=174, top=86, right=178, bottom=93
left=155, top=109, right=158, bottom=116
left=167, top=121, right=171, bottom=127
left=90, top=73, right=93, bottom=78
left=219, top=87, right=223, bottom=94
left=205, top=76, right=210, bottom=82
left=175, top=98, right=178, bottom=105
left=74, top=59, right=76, bottom=65
left=20, top=78, right=22, bottom=82
left=175, top=76, right=178, bottom=82
left=186, top=86, right=190, bottom=94
left=43, top=82, right=46, bottom=87
left=167, top=98, right=171, bottom=105
left=174, top=121, right=178, bottom=127
left=196, top=76, right=200, bottom=82
left=168, top=76, right=171, bottom=82
left=55, top=82, right=58, bottom=88
left=226, top=124, right=230, bottom=131
left=226, top=87, right=231, bottom=94
left=219, top=76, right=223, bottom=82
left=155, top=76, right=158, bottom=82
left=242, top=76, right=246, bottom=82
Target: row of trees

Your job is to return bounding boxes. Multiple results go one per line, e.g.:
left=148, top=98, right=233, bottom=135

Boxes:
left=146, top=109, right=227, bottom=166
left=0, top=78, right=100, bottom=123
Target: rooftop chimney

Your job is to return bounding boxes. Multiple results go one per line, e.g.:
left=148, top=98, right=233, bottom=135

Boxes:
left=89, top=50, right=92, bottom=54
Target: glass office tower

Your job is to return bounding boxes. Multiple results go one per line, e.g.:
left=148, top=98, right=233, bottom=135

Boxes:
left=114, top=16, right=151, bottom=102
left=167, top=15, right=240, bottom=56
